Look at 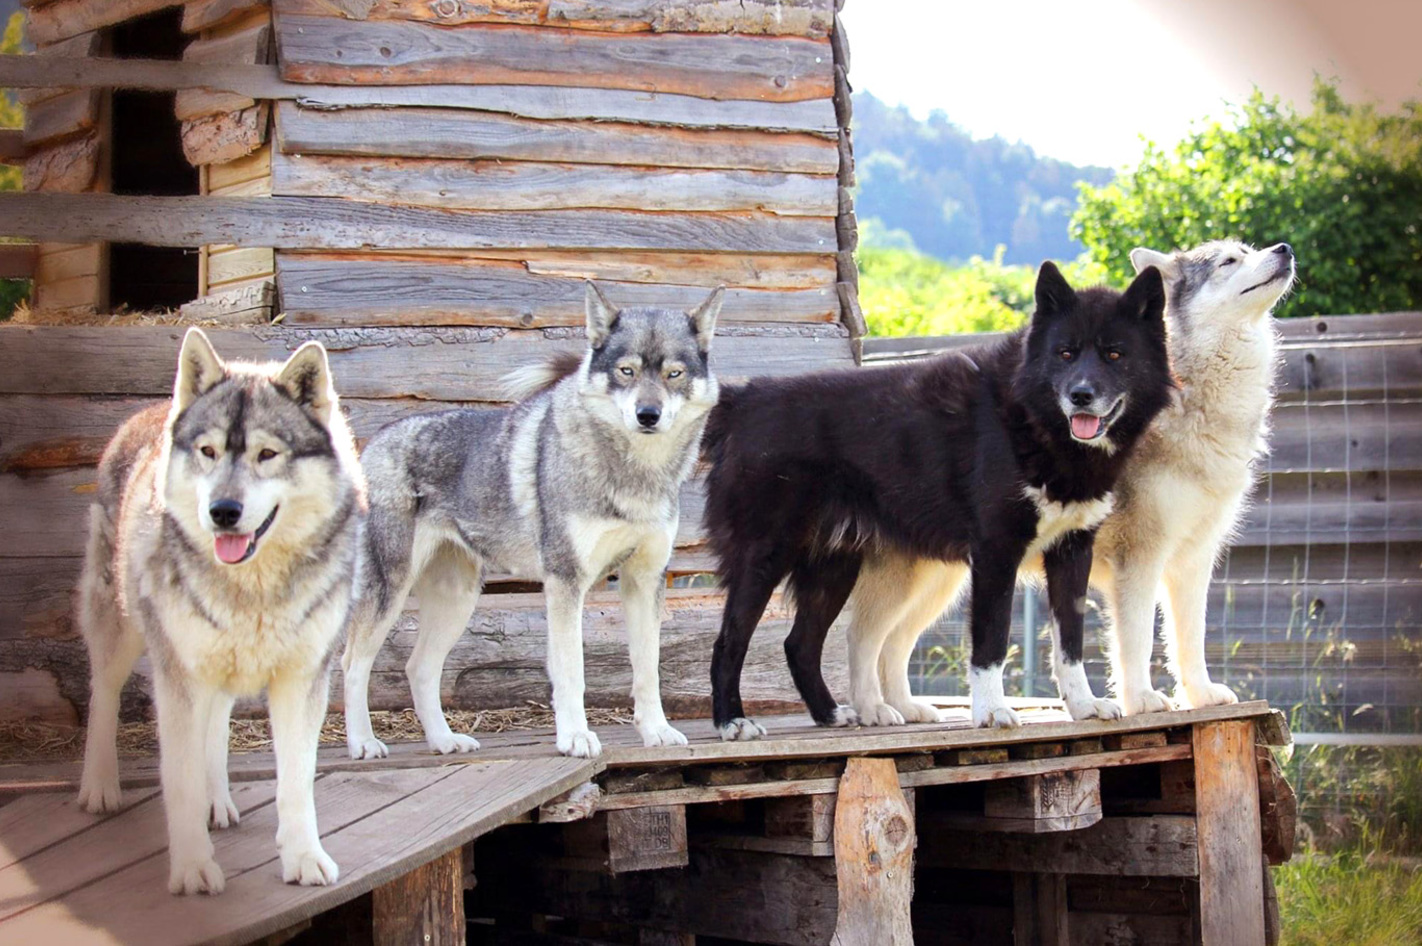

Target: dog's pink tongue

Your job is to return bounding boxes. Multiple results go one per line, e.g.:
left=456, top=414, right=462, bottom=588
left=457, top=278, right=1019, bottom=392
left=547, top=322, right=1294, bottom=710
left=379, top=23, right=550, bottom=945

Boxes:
left=214, top=533, right=253, bottom=564
left=1071, top=414, right=1102, bottom=440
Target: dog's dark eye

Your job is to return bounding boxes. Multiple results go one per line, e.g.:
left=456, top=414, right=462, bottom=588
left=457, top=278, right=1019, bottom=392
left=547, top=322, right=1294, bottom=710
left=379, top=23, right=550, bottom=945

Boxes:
left=619, top=366, right=635, bottom=377
left=1059, top=349, right=1074, bottom=361
left=1222, top=258, right=1238, bottom=266
left=200, top=446, right=216, bottom=459
left=1106, top=351, right=1122, bottom=362
left=258, top=448, right=278, bottom=462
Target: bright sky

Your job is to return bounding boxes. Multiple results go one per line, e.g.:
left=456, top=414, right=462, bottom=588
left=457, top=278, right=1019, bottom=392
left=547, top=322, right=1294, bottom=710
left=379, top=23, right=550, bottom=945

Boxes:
left=838, top=0, right=1422, bottom=169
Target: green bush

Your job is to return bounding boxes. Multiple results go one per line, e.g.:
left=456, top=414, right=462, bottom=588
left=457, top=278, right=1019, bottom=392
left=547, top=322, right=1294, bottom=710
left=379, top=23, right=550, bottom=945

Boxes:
left=1, top=12, right=30, bottom=320
left=1072, top=78, right=1422, bottom=318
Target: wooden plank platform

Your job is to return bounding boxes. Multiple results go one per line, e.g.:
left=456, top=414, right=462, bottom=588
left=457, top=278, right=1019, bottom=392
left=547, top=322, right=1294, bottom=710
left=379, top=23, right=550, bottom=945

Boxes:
left=0, top=758, right=595, bottom=946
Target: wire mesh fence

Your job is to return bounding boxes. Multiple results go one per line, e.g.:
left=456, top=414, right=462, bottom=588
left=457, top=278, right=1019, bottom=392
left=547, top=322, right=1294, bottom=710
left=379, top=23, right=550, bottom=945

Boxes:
left=867, top=312, right=1422, bottom=738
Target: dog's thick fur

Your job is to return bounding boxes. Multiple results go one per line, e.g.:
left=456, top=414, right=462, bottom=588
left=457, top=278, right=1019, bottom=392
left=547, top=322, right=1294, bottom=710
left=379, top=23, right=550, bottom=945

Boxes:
left=851, top=240, right=1297, bottom=724
left=76, top=329, right=364, bottom=895
left=703, top=263, right=1175, bottom=738
left=341, top=283, right=722, bottom=760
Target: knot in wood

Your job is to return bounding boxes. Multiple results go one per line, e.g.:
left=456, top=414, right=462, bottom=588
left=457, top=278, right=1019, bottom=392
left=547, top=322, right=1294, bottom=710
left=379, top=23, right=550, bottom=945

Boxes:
left=433, top=0, right=460, bottom=18
left=883, top=814, right=909, bottom=849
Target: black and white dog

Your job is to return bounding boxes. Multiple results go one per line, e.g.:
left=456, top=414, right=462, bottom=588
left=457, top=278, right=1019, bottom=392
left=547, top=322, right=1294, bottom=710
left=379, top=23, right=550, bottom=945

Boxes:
left=701, top=262, right=1176, bottom=739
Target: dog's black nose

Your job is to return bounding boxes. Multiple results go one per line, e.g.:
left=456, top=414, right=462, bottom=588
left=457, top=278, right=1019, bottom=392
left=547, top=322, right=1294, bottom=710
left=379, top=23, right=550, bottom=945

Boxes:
left=636, top=406, right=661, bottom=428
left=1069, top=384, right=1096, bottom=407
left=1274, top=243, right=1294, bottom=257
left=209, top=499, right=243, bottom=529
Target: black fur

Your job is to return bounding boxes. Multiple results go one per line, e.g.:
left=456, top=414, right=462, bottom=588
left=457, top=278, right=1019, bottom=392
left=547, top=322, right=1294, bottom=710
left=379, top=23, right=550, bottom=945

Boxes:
left=702, top=263, right=1174, bottom=728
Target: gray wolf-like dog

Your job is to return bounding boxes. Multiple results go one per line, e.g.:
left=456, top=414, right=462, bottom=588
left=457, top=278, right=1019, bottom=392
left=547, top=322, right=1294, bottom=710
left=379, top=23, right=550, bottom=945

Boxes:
left=850, top=240, right=1295, bottom=726
left=341, top=282, right=722, bottom=760
left=76, top=328, right=364, bottom=895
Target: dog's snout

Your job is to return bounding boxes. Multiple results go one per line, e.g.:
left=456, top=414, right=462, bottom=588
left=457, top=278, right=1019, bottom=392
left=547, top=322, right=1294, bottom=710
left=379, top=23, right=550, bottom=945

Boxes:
left=1273, top=243, right=1294, bottom=258
left=209, top=498, right=243, bottom=529
left=1068, top=383, right=1096, bottom=407
left=635, top=405, right=661, bottom=428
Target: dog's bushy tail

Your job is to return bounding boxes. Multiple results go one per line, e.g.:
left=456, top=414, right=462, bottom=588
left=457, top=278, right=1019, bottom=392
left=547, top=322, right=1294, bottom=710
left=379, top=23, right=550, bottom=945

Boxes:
left=699, top=384, right=745, bottom=463
left=502, top=350, right=584, bottom=401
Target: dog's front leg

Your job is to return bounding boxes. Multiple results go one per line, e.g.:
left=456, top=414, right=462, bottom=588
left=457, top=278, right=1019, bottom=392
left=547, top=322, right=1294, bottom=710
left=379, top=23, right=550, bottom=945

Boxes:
left=154, top=669, right=224, bottom=895
left=1043, top=530, right=1121, bottom=720
left=968, top=543, right=1024, bottom=728
left=206, top=693, right=239, bottom=828
left=620, top=538, right=686, bottom=749
left=545, top=577, right=600, bottom=758
left=268, top=668, right=339, bottom=886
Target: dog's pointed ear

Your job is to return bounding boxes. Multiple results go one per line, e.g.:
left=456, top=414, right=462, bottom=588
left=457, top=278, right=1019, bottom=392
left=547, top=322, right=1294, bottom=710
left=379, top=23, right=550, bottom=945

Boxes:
left=1129, top=247, right=1179, bottom=279
left=274, top=341, right=336, bottom=425
left=172, top=327, right=227, bottom=414
left=689, top=286, right=724, bottom=354
left=1033, top=261, right=1075, bottom=319
left=585, top=281, right=619, bottom=350
left=1123, top=265, right=1167, bottom=325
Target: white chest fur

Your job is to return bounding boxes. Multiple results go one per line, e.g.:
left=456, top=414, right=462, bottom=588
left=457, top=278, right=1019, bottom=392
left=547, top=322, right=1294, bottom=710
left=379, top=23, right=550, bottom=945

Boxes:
left=1023, top=485, right=1115, bottom=556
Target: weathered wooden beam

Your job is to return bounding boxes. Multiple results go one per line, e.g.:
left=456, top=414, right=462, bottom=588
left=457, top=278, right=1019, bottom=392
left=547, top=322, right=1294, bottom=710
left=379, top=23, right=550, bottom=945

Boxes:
left=182, top=103, right=270, bottom=167
left=22, top=88, right=99, bottom=148
left=0, top=56, right=839, bottom=134
left=25, top=0, right=176, bottom=45
left=1012, top=872, right=1068, bottom=946
left=271, top=152, right=837, bottom=216
left=0, top=193, right=835, bottom=254
left=273, top=11, right=834, bottom=103
left=920, top=815, right=1199, bottom=877
left=0, top=245, right=37, bottom=280
left=184, top=0, right=270, bottom=33
left=275, top=103, right=839, bottom=175
left=1194, top=720, right=1266, bottom=945
left=1257, top=746, right=1297, bottom=864
left=978, top=769, right=1102, bottom=833
left=21, top=133, right=99, bottom=192
left=0, top=131, right=28, bottom=165
left=832, top=757, right=913, bottom=945
left=371, top=846, right=465, bottom=946
left=175, top=22, right=272, bottom=122
left=537, top=782, right=602, bottom=824
left=178, top=281, right=275, bottom=324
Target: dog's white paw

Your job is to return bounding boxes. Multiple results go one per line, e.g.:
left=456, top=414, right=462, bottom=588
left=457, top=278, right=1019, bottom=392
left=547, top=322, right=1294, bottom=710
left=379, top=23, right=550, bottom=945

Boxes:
left=719, top=718, right=767, bottom=742
left=825, top=705, right=860, bottom=728
left=639, top=723, right=688, bottom=748
left=208, top=792, right=240, bottom=829
left=857, top=702, right=907, bottom=727
left=973, top=703, right=1021, bottom=729
left=1066, top=696, right=1124, bottom=721
left=347, top=736, right=389, bottom=760
left=281, top=844, right=339, bottom=886
left=1123, top=688, right=1176, bottom=715
left=428, top=732, right=481, bottom=755
left=77, top=769, right=122, bottom=814
left=169, top=854, right=225, bottom=896
left=558, top=730, right=603, bottom=758
left=1181, top=681, right=1239, bottom=709
left=893, top=699, right=946, bottom=724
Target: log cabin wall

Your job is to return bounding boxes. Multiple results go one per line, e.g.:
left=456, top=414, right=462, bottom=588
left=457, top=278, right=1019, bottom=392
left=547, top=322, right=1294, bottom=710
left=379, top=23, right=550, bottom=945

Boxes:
left=2, top=0, right=860, bottom=725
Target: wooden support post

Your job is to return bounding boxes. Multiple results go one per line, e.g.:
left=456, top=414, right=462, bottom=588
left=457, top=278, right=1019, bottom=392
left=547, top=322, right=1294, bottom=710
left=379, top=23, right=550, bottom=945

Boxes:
left=1193, top=719, right=1266, bottom=946
left=984, top=770, right=1102, bottom=833
left=765, top=793, right=836, bottom=844
left=831, top=757, right=914, bottom=946
left=371, top=846, right=465, bottom=946
left=1012, top=872, right=1068, bottom=946
left=559, top=805, right=689, bottom=873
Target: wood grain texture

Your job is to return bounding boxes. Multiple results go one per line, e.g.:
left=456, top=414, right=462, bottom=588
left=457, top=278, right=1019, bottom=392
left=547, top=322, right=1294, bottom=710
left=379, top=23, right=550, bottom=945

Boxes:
left=275, top=255, right=838, bottom=326
left=1194, top=719, right=1266, bottom=946
left=0, top=57, right=839, bottom=135
left=832, top=757, right=914, bottom=946
left=415, top=248, right=837, bottom=290
left=275, top=0, right=834, bottom=36
left=370, top=845, right=465, bottom=946
left=22, top=132, right=99, bottom=192
left=981, top=769, right=1102, bottom=833
left=920, top=815, right=1200, bottom=877
left=184, top=0, right=270, bottom=33
left=18, top=30, right=100, bottom=110
left=209, top=246, right=277, bottom=286
left=175, top=21, right=272, bottom=121
left=22, top=88, right=99, bottom=147
left=275, top=102, right=839, bottom=174
left=271, top=151, right=838, bottom=215
left=0, top=193, right=838, bottom=254
left=274, top=12, right=834, bottom=102
left=182, top=103, right=270, bottom=166
left=25, top=0, right=175, bottom=45
left=0, top=245, right=36, bottom=279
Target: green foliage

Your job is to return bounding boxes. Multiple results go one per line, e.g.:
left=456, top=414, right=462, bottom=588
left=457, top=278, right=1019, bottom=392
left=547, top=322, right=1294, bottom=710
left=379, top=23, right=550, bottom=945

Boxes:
left=1, top=11, right=30, bottom=319
left=1274, top=853, right=1422, bottom=946
left=1073, top=78, right=1422, bottom=317
left=853, top=92, right=1112, bottom=265
left=856, top=222, right=1110, bottom=337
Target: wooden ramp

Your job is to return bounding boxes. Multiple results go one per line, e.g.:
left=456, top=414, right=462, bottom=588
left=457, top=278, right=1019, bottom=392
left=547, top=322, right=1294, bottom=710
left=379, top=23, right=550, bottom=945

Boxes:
left=0, top=757, right=595, bottom=946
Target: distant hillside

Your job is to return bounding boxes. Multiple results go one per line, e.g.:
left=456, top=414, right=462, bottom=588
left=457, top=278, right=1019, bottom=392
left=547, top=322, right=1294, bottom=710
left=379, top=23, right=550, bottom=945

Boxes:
left=851, top=91, right=1113, bottom=265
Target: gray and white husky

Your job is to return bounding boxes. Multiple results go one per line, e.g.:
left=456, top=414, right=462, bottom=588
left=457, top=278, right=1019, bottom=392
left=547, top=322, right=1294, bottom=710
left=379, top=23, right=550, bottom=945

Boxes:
left=76, top=328, right=364, bottom=895
left=341, top=282, right=722, bottom=760
left=847, top=240, right=1295, bottom=725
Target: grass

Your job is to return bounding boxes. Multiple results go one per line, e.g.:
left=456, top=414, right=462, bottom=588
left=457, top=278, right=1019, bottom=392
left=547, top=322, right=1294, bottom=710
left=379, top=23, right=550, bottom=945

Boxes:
left=1276, top=852, right=1422, bottom=946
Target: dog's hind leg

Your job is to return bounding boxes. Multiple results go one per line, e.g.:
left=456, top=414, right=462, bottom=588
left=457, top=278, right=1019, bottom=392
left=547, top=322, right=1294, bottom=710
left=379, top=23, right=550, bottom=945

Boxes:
left=711, top=541, right=792, bottom=741
left=880, top=560, right=969, bottom=725
left=1044, top=531, right=1121, bottom=721
left=155, top=669, right=224, bottom=895
left=1163, top=542, right=1237, bottom=709
left=546, top=576, right=600, bottom=758
left=620, top=534, right=686, bottom=749
left=205, top=693, right=239, bottom=828
left=407, top=545, right=483, bottom=754
left=269, top=667, right=339, bottom=887
left=785, top=552, right=861, bottom=728
left=77, top=508, right=144, bottom=814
